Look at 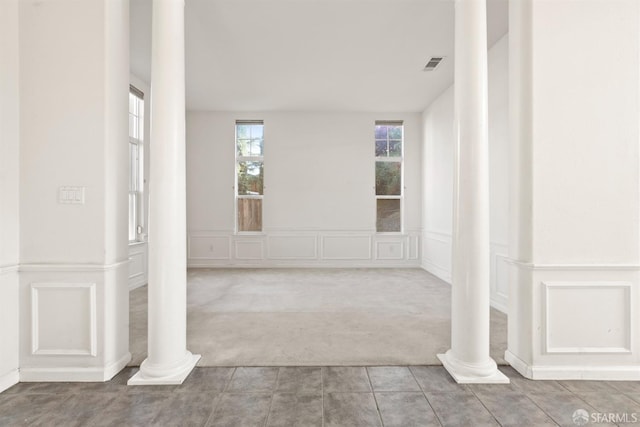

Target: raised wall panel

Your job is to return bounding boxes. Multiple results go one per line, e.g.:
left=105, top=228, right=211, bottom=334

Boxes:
left=235, top=240, right=264, bottom=260
left=321, top=235, right=371, bottom=260
left=189, top=236, right=231, bottom=260
left=185, top=230, right=422, bottom=267
left=408, top=235, right=419, bottom=260
left=128, top=243, right=147, bottom=289
left=494, top=254, right=509, bottom=299
left=490, top=248, right=509, bottom=313
left=267, top=235, right=317, bottom=259
left=543, top=281, right=631, bottom=354
left=376, top=240, right=404, bottom=260
left=422, top=231, right=452, bottom=282
left=31, top=283, right=97, bottom=356
left=128, top=251, right=144, bottom=280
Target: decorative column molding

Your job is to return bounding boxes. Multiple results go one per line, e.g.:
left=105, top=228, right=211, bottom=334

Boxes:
left=128, top=0, right=200, bottom=385
left=437, top=0, right=508, bottom=384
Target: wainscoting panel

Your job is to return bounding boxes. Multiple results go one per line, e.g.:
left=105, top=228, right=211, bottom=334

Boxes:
left=267, top=235, right=317, bottom=260
left=543, top=281, right=631, bottom=354
left=188, top=230, right=421, bottom=267
left=320, top=235, right=372, bottom=260
left=422, top=232, right=509, bottom=314
left=490, top=244, right=509, bottom=313
left=408, top=235, right=420, bottom=260
left=19, top=262, right=131, bottom=382
left=128, top=242, right=147, bottom=290
left=189, top=235, right=231, bottom=260
left=375, top=240, right=404, bottom=260
left=30, top=282, right=97, bottom=356
left=234, top=240, right=264, bottom=260
left=421, top=231, right=452, bottom=283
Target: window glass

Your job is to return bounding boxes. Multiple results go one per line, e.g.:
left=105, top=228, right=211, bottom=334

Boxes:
left=376, top=199, right=401, bottom=233
left=374, top=122, right=403, bottom=232
left=236, top=121, right=264, bottom=232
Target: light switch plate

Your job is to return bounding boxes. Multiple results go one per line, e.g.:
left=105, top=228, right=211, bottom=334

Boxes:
left=58, top=186, right=85, bottom=204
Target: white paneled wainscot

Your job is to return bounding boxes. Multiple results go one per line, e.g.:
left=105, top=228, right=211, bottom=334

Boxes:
left=421, top=230, right=509, bottom=312
left=19, top=263, right=131, bottom=382
left=188, top=230, right=421, bottom=267
left=128, top=242, right=148, bottom=290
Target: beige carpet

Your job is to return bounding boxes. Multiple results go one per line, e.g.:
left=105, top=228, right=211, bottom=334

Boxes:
left=129, top=268, right=507, bottom=366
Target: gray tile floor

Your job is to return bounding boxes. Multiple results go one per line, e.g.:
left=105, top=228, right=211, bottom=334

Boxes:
left=2, top=365, right=640, bottom=426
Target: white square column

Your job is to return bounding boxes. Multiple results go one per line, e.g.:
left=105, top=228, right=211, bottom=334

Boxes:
left=506, top=0, right=640, bottom=380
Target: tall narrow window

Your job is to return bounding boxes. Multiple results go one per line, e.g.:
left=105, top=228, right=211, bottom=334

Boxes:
left=235, top=120, right=264, bottom=232
left=375, top=121, right=403, bottom=232
left=128, top=86, right=144, bottom=242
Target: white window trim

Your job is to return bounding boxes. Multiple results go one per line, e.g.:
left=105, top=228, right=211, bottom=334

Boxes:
left=375, top=121, right=404, bottom=234
left=235, top=120, right=265, bottom=234
left=129, top=86, right=145, bottom=243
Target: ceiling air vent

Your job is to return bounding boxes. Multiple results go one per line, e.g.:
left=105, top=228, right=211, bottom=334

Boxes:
left=423, top=57, right=444, bottom=71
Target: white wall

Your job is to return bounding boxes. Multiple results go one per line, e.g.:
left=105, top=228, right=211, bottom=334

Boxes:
left=421, top=85, right=454, bottom=281
left=531, top=2, right=638, bottom=265
left=0, top=0, right=20, bottom=393
left=421, top=35, right=510, bottom=311
left=187, top=111, right=422, bottom=266
left=506, top=0, right=640, bottom=380
left=17, top=0, right=130, bottom=382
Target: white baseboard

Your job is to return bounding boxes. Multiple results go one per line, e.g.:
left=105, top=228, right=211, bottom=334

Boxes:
left=129, top=281, right=146, bottom=291
left=20, top=352, right=131, bottom=382
left=490, top=297, right=508, bottom=314
left=504, top=350, right=533, bottom=378
left=505, top=350, right=640, bottom=380
left=421, top=261, right=451, bottom=284
left=0, top=369, right=19, bottom=393
left=104, top=352, right=133, bottom=381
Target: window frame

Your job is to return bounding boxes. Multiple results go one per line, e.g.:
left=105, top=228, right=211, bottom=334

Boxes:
left=235, top=120, right=265, bottom=233
left=128, top=85, right=145, bottom=243
left=374, top=120, right=404, bottom=233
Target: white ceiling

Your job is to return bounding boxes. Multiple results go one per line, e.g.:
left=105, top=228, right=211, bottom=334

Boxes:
left=130, top=0, right=508, bottom=113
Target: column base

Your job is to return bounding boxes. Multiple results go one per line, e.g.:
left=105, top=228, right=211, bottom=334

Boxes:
left=128, top=353, right=201, bottom=385
left=438, top=351, right=509, bottom=384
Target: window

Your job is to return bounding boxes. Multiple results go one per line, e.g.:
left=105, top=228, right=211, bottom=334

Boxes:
left=235, top=120, right=264, bottom=232
left=128, top=86, right=144, bottom=242
left=375, top=121, right=403, bottom=232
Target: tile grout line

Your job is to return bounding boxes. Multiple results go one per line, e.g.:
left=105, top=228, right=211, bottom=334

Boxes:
left=511, top=383, right=563, bottom=427
left=530, top=392, right=586, bottom=427
left=204, top=367, right=237, bottom=427
left=263, top=368, right=280, bottom=427
left=321, top=367, right=325, bottom=427
left=365, top=367, right=385, bottom=427
left=223, top=367, right=237, bottom=393
left=408, top=366, right=445, bottom=427
left=500, top=375, right=585, bottom=427
left=466, top=378, right=506, bottom=426
left=201, top=392, right=223, bottom=427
